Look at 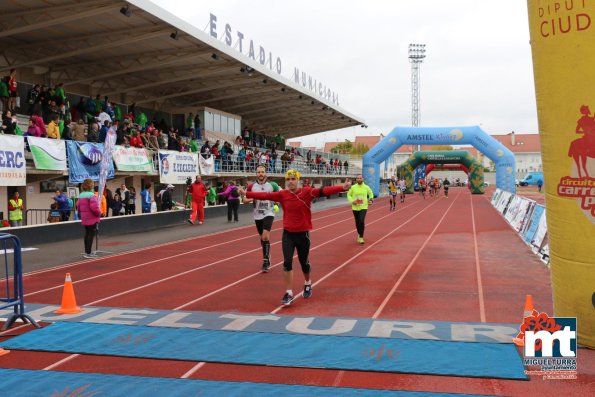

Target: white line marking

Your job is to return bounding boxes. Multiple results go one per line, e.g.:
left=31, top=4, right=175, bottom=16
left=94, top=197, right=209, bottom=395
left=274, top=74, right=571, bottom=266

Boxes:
left=471, top=194, right=487, bottom=323
left=373, top=191, right=460, bottom=318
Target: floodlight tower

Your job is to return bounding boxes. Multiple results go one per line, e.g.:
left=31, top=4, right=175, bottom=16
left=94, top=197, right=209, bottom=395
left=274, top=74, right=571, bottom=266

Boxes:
left=408, top=43, right=426, bottom=151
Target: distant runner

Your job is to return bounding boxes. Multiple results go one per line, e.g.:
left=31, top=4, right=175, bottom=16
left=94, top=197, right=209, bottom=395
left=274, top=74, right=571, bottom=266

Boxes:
left=388, top=176, right=399, bottom=211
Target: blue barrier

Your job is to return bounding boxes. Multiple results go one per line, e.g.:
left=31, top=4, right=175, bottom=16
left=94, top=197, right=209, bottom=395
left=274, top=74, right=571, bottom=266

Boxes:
left=0, top=233, right=40, bottom=330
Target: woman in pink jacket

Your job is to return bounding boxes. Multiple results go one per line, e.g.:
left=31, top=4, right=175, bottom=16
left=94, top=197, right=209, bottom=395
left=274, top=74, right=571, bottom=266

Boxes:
left=76, top=178, right=101, bottom=259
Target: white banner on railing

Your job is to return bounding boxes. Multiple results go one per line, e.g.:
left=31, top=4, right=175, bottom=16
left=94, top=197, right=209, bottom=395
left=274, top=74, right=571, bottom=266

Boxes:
left=27, top=136, right=67, bottom=170
left=199, top=154, right=214, bottom=176
left=158, top=150, right=198, bottom=184
left=112, top=146, right=153, bottom=172
left=0, top=135, right=26, bottom=186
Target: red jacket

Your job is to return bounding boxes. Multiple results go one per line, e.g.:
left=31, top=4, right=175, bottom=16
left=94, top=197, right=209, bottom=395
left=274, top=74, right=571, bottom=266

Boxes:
left=188, top=182, right=207, bottom=203
left=246, top=185, right=344, bottom=232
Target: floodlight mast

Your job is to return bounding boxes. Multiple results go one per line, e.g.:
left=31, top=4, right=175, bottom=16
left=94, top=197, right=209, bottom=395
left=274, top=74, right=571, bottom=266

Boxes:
left=408, top=43, right=426, bottom=152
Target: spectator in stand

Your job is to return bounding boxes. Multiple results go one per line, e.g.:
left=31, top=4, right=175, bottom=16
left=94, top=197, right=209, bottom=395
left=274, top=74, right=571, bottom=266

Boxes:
left=54, top=83, right=66, bottom=106
left=194, top=113, right=201, bottom=132
left=237, top=146, right=246, bottom=172
left=95, top=108, right=112, bottom=127
left=130, top=129, right=144, bottom=148
left=0, top=77, right=8, bottom=113
left=141, top=183, right=152, bottom=214
left=7, top=69, right=17, bottom=112
left=113, top=103, right=122, bottom=122
left=104, top=99, right=114, bottom=119
left=270, top=148, right=278, bottom=172
left=200, top=141, right=211, bottom=158
left=98, top=120, right=110, bottom=143
left=146, top=130, right=160, bottom=151
left=167, top=131, right=181, bottom=151
left=242, top=127, right=250, bottom=143
left=46, top=114, right=60, bottom=139
left=344, top=160, right=349, bottom=174
left=211, top=141, right=221, bottom=171
left=26, top=84, right=40, bottom=116
left=87, top=122, right=99, bottom=142
left=30, top=114, right=46, bottom=137
left=186, top=113, right=194, bottom=130
left=26, top=118, right=41, bottom=137
left=2, top=110, right=17, bottom=135
left=136, top=111, right=148, bottom=129
left=77, top=179, right=101, bottom=259
left=275, top=133, right=284, bottom=150
left=38, top=85, right=50, bottom=122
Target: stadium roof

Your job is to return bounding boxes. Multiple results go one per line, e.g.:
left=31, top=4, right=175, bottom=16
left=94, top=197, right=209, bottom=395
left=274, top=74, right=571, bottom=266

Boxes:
left=0, top=0, right=365, bottom=138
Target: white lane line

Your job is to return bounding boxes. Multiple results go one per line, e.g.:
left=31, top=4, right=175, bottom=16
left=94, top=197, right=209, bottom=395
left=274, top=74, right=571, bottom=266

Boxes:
left=372, top=191, right=460, bottom=318
left=471, top=194, right=487, bottom=323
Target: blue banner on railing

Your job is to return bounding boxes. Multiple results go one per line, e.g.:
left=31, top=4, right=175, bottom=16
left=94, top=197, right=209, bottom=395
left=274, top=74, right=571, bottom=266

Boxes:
left=66, top=141, right=114, bottom=184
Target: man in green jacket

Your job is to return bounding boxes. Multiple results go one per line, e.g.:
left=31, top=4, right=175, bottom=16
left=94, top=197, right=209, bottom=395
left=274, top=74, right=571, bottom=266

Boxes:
left=347, top=174, right=374, bottom=244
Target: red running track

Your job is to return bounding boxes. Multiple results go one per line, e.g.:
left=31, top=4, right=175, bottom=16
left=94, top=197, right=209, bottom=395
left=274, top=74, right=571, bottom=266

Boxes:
left=0, top=188, right=592, bottom=395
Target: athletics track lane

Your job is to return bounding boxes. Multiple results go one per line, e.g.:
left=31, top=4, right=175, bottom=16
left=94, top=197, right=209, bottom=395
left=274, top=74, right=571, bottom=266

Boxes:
left=1, top=189, right=592, bottom=396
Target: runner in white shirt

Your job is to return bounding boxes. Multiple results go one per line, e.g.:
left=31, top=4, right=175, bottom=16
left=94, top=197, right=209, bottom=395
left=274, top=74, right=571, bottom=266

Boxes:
left=399, top=178, right=407, bottom=203
left=243, top=164, right=280, bottom=272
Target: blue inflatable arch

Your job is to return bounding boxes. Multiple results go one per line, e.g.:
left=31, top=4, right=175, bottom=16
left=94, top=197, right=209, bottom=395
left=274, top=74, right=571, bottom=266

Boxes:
left=363, top=126, right=516, bottom=196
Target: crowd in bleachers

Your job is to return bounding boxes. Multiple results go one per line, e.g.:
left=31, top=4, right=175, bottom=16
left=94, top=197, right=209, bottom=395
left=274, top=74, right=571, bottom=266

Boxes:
left=1, top=71, right=353, bottom=176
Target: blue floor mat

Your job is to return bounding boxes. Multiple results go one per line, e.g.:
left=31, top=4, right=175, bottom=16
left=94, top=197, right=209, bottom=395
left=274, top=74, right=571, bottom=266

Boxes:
left=1, top=322, right=527, bottom=379
left=0, top=368, right=495, bottom=397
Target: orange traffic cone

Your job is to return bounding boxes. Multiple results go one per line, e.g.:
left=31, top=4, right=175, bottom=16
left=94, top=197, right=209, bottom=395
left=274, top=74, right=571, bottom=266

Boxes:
left=0, top=348, right=10, bottom=357
left=54, top=273, right=82, bottom=314
left=513, top=294, right=534, bottom=347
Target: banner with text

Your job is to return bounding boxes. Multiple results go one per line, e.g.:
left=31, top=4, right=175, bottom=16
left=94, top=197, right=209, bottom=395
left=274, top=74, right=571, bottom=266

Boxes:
left=199, top=154, right=215, bottom=176
left=0, top=135, right=26, bottom=186
left=27, top=137, right=67, bottom=171
left=66, top=140, right=115, bottom=184
left=158, top=150, right=198, bottom=184
left=528, top=0, right=595, bottom=347
left=113, top=146, right=153, bottom=172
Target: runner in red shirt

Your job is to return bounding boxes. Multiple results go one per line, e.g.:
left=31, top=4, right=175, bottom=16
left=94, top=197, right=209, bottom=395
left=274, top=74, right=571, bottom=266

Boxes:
left=240, top=169, right=351, bottom=306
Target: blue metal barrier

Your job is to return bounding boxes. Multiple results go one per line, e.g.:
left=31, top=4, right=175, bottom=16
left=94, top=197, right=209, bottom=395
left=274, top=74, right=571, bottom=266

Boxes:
left=0, top=233, right=40, bottom=330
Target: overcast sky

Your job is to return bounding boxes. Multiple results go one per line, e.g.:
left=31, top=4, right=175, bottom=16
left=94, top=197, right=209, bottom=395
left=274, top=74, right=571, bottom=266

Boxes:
left=150, top=0, right=538, bottom=148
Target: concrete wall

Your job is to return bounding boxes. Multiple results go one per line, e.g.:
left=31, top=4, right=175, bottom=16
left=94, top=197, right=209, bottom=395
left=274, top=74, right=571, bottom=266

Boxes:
left=3, top=204, right=257, bottom=246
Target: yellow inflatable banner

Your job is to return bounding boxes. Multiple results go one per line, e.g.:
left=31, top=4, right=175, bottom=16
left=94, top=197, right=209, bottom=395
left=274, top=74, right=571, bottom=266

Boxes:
left=527, top=1, right=594, bottom=347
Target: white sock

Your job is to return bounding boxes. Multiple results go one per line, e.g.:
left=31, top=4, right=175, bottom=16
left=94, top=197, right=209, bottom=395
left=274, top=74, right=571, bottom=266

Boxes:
left=304, top=281, right=311, bottom=286
left=286, top=290, right=293, bottom=296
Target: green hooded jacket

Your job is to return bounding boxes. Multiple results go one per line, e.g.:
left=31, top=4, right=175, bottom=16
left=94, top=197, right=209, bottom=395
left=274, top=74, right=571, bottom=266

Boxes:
left=347, top=182, right=374, bottom=210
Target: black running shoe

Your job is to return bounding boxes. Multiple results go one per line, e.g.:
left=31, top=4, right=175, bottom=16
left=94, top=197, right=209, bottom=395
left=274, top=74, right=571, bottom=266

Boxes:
left=281, top=292, right=293, bottom=306
left=303, top=284, right=312, bottom=299
left=261, top=259, right=270, bottom=273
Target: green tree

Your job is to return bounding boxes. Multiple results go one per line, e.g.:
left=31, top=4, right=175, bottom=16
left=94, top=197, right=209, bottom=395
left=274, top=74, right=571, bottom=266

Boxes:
left=331, top=140, right=353, bottom=154
left=352, top=143, right=370, bottom=155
